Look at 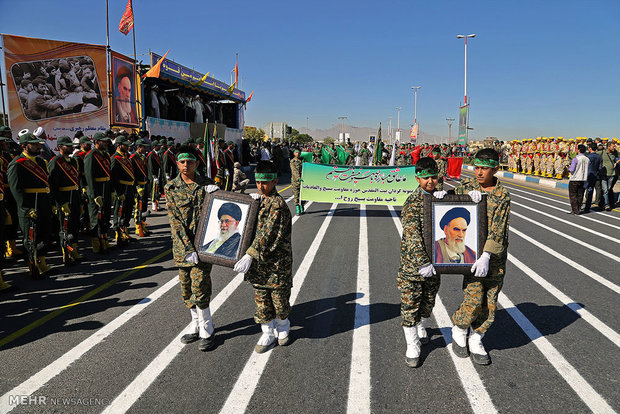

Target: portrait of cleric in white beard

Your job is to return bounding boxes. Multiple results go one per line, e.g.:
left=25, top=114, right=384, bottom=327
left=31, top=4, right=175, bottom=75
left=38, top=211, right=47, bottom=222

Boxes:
left=201, top=201, right=248, bottom=259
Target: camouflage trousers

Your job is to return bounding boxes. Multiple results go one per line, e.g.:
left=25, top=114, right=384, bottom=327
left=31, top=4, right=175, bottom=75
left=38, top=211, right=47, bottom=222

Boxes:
left=292, top=182, right=301, bottom=205
left=397, top=277, right=441, bottom=327
left=452, top=274, right=504, bottom=334
left=253, top=286, right=291, bottom=324
left=178, top=263, right=213, bottom=309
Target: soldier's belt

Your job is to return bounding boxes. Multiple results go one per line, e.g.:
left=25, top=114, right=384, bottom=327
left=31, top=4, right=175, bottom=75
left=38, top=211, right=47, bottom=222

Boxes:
left=94, top=177, right=110, bottom=182
left=24, top=187, right=50, bottom=194
left=58, top=185, right=79, bottom=192
left=119, top=180, right=134, bottom=185
left=136, top=181, right=146, bottom=186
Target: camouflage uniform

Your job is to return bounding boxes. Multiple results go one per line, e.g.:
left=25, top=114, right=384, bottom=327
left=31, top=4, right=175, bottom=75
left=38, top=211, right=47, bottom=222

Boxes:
left=436, top=158, right=447, bottom=190
left=312, top=146, right=322, bottom=163
left=345, top=147, right=356, bottom=165
left=245, top=188, right=293, bottom=323
left=165, top=173, right=214, bottom=309
left=358, top=148, right=371, bottom=166
left=290, top=157, right=303, bottom=205
left=397, top=187, right=441, bottom=327
left=452, top=177, right=510, bottom=334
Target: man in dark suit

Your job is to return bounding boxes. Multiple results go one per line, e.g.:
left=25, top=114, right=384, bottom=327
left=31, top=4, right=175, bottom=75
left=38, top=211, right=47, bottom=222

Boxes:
left=434, top=207, right=477, bottom=264
left=203, top=202, right=242, bottom=258
left=584, top=142, right=603, bottom=212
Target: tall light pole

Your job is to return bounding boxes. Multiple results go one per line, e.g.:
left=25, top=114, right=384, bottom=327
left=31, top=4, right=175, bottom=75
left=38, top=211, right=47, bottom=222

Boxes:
left=456, top=34, right=475, bottom=105
left=306, top=116, right=309, bottom=134
left=446, top=117, right=455, bottom=144
left=338, top=116, right=347, bottom=143
left=396, top=107, right=402, bottom=131
left=411, top=86, right=421, bottom=125
left=388, top=117, right=392, bottom=143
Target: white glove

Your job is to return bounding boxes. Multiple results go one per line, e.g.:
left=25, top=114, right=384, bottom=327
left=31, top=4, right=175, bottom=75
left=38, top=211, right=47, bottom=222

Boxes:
left=418, top=263, right=436, bottom=278
left=166, top=175, right=170, bottom=181
left=233, top=253, right=253, bottom=273
left=471, top=252, right=491, bottom=277
left=433, top=190, right=447, bottom=199
left=184, top=252, right=199, bottom=264
left=468, top=190, right=482, bottom=203
left=154, top=178, right=159, bottom=185
left=249, top=193, right=261, bottom=201
left=205, top=184, right=219, bottom=193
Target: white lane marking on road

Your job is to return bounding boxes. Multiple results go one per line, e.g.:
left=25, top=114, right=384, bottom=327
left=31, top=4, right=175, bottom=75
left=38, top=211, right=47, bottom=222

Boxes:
left=285, top=195, right=294, bottom=203
left=509, top=191, right=620, bottom=231
left=0, top=276, right=180, bottom=414
left=102, top=273, right=244, bottom=414
left=499, top=293, right=616, bottom=414
left=388, top=206, right=497, bottom=414
left=511, top=210, right=620, bottom=263
left=510, top=227, right=620, bottom=294
left=508, top=253, right=620, bottom=347
left=346, top=205, right=371, bottom=414
left=511, top=200, right=620, bottom=245
left=219, top=204, right=337, bottom=414
left=501, top=184, right=620, bottom=223
left=102, top=200, right=314, bottom=414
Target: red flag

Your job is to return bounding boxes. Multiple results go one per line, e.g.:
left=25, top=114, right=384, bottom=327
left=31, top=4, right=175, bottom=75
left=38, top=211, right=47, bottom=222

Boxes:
left=246, top=91, right=254, bottom=103
left=119, top=0, right=134, bottom=35
left=143, top=50, right=170, bottom=78
left=447, top=157, right=464, bottom=178
left=234, top=60, right=239, bottom=85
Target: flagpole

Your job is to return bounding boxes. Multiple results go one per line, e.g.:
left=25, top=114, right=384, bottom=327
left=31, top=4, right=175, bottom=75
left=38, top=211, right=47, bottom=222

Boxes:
left=105, top=0, right=112, bottom=128
left=131, top=0, right=140, bottom=130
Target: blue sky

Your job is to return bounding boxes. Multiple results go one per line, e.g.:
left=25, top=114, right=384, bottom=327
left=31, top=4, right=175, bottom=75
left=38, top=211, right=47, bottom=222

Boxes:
left=1, top=0, right=619, bottom=140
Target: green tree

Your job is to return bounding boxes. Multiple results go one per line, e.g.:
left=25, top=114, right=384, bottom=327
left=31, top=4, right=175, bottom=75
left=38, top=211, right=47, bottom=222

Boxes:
left=244, top=126, right=266, bottom=143
left=323, top=136, right=335, bottom=144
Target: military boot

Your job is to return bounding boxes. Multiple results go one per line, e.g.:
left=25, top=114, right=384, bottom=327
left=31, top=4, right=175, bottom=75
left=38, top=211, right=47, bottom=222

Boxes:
left=0, top=271, right=13, bottom=292
left=254, top=320, right=277, bottom=353
left=101, top=237, right=112, bottom=252
left=70, top=243, right=85, bottom=262
left=62, top=247, right=75, bottom=266
left=275, top=318, right=290, bottom=346
left=468, top=329, right=490, bottom=365
left=403, top=326, right=421, bottom=367
left=180, top=307, right=200, bottom=344
left=197, top=307, right=216, bottom=351
left=122, top=228, right=135, bottom=242
left=417, top=317, right=429, bottom=344
left=36, top=256, right=53, bottom=275
left=6, top=240, right=23, bottom=258
left=91, top=237, right=102, bottom=253
left=141, top=221, right=151, bottom=235
left=451, top=325, right=469, bottom=358
left=115, top=230, right=127, bottom=246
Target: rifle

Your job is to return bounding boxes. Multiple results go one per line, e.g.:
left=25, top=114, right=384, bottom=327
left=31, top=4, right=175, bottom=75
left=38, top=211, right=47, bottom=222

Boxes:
left=97, top=182, right=105, bottom=248
left=116, top=184, right=128, bottom=241
left=61, top=191, right=75, bottom=264
left=151, top=178, right=158, bottom=211
left=137, top=186, right=144, bottom=237
left=27, top=194, right=39, bottom=278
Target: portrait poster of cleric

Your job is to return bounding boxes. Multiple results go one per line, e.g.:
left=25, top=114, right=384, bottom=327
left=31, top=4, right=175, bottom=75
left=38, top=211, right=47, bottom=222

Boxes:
left=200, top=200, right=250, bottom=260
left=433, top=204, right=479, bottom=265
left=111, top=54, right=138, bottom=127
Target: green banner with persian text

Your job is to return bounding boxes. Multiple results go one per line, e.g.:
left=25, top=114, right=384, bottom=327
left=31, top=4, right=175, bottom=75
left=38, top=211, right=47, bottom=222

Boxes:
left=300, top=163, right=418, bottom=206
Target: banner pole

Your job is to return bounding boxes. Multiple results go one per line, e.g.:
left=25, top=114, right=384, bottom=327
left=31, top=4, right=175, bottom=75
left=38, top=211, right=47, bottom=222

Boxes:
left=105, top=0, right=112, bottom=128
left=131, top=0, right=141, bottom=130
left=0, top=42, right=7, bottom=126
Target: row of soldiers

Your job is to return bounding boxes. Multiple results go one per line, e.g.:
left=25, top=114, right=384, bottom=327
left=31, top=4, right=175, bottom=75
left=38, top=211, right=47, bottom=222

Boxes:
left=0, top=126, right=177, bottom=286
left=504, top=136, right=619, bottom=179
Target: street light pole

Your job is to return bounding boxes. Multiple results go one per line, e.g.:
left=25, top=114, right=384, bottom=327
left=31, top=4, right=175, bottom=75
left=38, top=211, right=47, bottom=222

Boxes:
left=338, top=116, right=347, bottom=143
left=396, top=106, right=402, bottom=131
left=456, top=34, right=476, bottom=105
left=446, top=117, right=455, bottom=144
left=388, top=117, right=392, bottom=143
left=306, top=116, right=309, bottom=134
left=411, top=86, right=421, bottom=125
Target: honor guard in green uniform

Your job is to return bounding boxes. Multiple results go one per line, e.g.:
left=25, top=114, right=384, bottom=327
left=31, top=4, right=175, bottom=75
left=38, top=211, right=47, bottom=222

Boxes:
left=84, top=132, right=113, bottom=253
left=49, top=136, right=84, bottom=265
left=195, top=138, right=208, bottom=177
left=130, top=139, right=150, bottom=237
left=74, top=136, right=92, bottom=233
left=165, top=145, right=219, bottom=351
left=233, top=161, right=293, bottom=353
left=147, top=139, right=163, bottom=211
left=163, top=140, right=178, bottom=184
left=110, top=135, right=135, bottom=245
left=451, top=149, right=510, bottom=365
left=290, top=149, right=304, bottom=215
left=7, top=133, right=54, bottom=277
left=0, top=152, right=12, bottom=291
left=0, top=127, right=22, bottom=258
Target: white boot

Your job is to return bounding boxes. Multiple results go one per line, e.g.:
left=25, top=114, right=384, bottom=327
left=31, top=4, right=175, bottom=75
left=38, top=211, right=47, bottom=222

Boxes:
left=417, top=317, right=429, bottom=344
left=180, top=307, right=199, bottom=344
left=468, top=329, right=490, bottom=365
left=275, top=318, right=290, bottom=346
left=451, top=325, right=469, bottom=358
left=254, top=320, right=277, bottom=353
left=151, top=201, right=157, bottom=210
left=402, top=326, right=421, bottom=367
left=197, top=307, right=215, bottom=351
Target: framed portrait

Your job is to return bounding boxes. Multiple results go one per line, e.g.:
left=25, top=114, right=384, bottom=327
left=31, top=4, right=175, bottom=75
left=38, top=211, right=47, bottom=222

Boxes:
left=111, top=54, right=138, bottom=127
left=194, top=191, right=260, bottom=268
left=423, top=194, right=488, bottom=274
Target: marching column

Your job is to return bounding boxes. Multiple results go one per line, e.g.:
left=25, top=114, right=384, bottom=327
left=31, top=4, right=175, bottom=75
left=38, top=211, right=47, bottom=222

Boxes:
left=110, top=136, right=135, bottom=245
left=84, top=132, right=113, bottom=253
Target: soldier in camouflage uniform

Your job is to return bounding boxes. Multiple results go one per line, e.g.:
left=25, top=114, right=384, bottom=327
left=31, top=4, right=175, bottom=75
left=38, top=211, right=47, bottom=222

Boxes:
left=312, top=143, right=322, bottom=163
left=165, top=145, right=219, bottom=352
left=290, top=149, right=304, bottom=215
left=345, top=144, right=356, bottom=165
left=432, top=147, right=447, bottom=190
left=451, top=148, right=510, bottom=365
left=233, top=160, right=293, bottom=353
left=397, top=156, right=445, bottom=367
left=358, top=142, right=371, bottom=166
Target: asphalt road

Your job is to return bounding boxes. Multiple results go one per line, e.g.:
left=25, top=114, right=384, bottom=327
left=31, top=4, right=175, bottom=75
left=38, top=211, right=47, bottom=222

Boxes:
left=0, top=171, right=618, bottom=414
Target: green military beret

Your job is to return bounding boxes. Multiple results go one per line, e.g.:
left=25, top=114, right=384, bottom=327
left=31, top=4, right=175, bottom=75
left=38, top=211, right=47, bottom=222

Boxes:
left=115, top=135, right=130, bottom=145
left=227, top=140, right=233, bottom=146
left=151, top=139, right=159, bottom=146
left=79, top=136, right=92, bottom=144
left=57, top=136, right=77, bottom=147
left=18, top=133, right=45, bottom=145
left=105, top=129, right=115, bottom=136
left=135, top=138, right=149, bottom=146
left=184, top=137, right=195, bottom=144
left=93, top=132, right=110, bottom=142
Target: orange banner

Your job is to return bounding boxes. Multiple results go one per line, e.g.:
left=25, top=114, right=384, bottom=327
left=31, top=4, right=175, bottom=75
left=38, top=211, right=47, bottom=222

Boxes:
left=3, top=34, right=110, bottom=145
